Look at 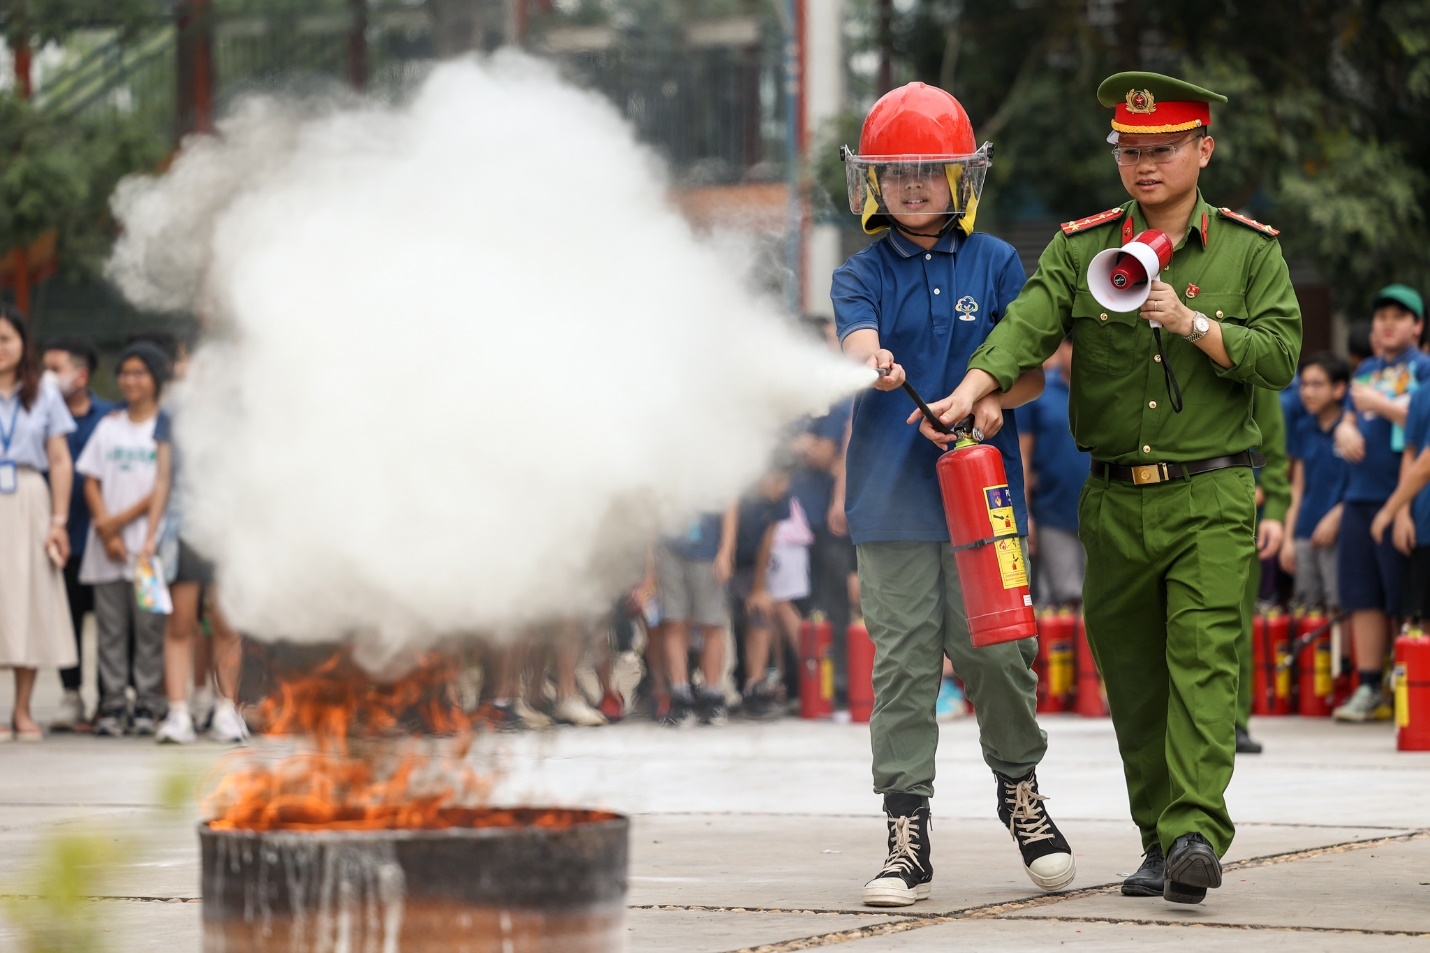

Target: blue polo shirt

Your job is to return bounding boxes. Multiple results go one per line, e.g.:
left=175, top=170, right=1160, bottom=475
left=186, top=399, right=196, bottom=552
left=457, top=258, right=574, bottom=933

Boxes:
left=64, top=391, right=118, bottom=558
left=1281, top=373, right=1306, bottom=459
left=1345, top=350, right=1430, bottom=504
left=1290, top=412, right=1349, bottom=540
left=788, top=398, right=851, bottom=534
left=1403, top=387, right=1430, bottom=544
left=1022, top=368, right=1088, bottom=533
left=832, top=229, right=1029, bottom=545
left=665, top=512, right=725, bottom=562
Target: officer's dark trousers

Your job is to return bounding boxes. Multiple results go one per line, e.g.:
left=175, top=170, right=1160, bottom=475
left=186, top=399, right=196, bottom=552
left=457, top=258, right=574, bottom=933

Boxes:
left=1079, top=466, right=1257, bottom=858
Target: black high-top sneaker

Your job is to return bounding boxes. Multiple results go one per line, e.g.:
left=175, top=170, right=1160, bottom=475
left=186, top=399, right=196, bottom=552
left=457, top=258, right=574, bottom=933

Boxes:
left=996, top=769, right=1077, bottom=890
left=862, top=793, right=933, bottom=907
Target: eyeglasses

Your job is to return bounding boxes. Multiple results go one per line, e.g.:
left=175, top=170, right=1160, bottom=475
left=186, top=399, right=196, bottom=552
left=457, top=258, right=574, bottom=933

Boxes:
left=1111, top=134, right=1201, bottom=166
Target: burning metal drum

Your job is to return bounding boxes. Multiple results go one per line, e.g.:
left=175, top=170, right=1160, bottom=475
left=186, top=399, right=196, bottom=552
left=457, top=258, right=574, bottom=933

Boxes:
left=200, top=808, right=628, bottom=953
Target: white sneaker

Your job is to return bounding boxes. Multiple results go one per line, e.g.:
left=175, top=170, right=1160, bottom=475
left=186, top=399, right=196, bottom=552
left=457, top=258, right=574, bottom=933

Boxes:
left=208, top=700, right=250, bottom=744
left=49, top=690, right=85, bottom=731
left=513, top=698, right=553, bottom=729
left=1332, top=684, right=1392, bottom=722
left=156, top=710, right=197, bottom=745
left=553, top=695, right=607, bottom=727
left=191, top=686, right=216, bottom=731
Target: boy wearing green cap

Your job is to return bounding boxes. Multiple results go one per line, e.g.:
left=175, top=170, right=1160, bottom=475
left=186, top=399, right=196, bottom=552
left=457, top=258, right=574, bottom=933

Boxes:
left=1332, top=284, right=1430, bottom=721
left=913, top=72, right=1302, bottom=905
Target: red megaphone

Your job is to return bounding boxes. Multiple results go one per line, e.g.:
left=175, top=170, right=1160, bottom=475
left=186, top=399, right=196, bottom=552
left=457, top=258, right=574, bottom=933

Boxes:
left=1087, top=229, right=1174, bottom=318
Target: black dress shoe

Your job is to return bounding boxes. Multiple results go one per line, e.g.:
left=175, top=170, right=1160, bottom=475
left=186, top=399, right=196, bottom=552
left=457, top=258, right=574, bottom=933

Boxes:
left=1120, top=843, right=1164, bottom=897
left=1235, top=726, right=1264, bottom=754
left=1163, top=832, right=1222, bottom=905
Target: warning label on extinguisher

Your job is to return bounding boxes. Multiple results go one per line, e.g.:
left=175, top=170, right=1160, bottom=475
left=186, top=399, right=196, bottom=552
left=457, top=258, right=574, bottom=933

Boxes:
left=984, top=485, right=1018, bottom=537
left=994, top=538, right=1028, bottom=589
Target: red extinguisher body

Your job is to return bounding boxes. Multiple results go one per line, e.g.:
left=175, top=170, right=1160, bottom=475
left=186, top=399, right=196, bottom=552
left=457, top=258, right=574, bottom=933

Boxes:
left=799, top=616, right=834, bottom=720
left=1250, top=610, right=1269, bottom=716
left=1395, top=632, right=1430, bottom=751
left=1035, top=610, right=1075, bottom=712
left=1298, top=610, right=1333, bottom=717
left=1074, top=612, right=1108, bottom=717
left=935, top=442, right=1036, bottom=647
left=1267, top=610, right=1294, bottom=715
left=846, top=621, right=876, bottom=723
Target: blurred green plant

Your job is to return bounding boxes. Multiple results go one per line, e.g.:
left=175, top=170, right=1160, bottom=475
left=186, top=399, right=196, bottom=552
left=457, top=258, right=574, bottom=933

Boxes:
left=2, top=762, right=204, bottom=953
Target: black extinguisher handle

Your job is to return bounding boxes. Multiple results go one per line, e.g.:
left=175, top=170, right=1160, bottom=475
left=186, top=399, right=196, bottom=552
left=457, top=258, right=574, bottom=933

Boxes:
left=876, top=368, right=973, bottom=438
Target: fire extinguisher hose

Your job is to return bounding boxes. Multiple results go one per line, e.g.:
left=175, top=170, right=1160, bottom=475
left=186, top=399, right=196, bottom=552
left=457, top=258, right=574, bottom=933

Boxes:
left=1275, top=611, right=1349, bottom=671
left=875, top=368, right=983, bottom=442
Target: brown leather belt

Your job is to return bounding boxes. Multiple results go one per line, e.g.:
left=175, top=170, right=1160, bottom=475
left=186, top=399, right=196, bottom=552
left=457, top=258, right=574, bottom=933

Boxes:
left=1090, top=451, right=1265, bottom=486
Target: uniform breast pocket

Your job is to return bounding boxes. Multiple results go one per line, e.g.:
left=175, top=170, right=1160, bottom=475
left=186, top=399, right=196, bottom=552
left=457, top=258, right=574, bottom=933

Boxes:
left=1191, top=292, right=1248, bottom=328
left=1070, top=290, right=1140, bottom=377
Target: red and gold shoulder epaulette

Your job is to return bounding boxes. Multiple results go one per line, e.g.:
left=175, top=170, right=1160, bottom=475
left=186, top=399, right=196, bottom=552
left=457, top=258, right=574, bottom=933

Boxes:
left=1217, top=207, right=1280, bottom=237
left=1060, top=207, right=1125, bottom=236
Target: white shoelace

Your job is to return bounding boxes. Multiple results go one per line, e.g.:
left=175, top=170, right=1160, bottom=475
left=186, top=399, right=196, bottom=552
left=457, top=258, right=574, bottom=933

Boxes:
left=1004, top=779, right=1056, bottom=845
left=878, top=815, right=926, bottom=877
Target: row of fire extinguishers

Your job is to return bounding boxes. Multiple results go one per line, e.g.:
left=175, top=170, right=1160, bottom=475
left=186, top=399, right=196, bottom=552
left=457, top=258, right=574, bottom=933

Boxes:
left=795, top=608, right=1113, bottom=723
left=797, top=606, right=1430, bottom=750
left=1252, top=608, right=1430, bottom=751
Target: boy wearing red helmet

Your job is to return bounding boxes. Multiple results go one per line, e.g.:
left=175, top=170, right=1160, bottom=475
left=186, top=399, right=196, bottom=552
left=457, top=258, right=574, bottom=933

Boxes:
left=834, top=82, right=1076, bottom=906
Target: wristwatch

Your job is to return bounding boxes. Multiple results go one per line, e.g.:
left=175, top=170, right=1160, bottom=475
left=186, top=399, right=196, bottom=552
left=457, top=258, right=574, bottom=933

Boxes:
left=1184, top=311, right=1211, bottom=344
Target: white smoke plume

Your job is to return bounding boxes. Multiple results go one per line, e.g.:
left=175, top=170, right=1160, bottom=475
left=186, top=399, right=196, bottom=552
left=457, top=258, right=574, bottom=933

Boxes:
left=107, top=51, right=868, bottom=658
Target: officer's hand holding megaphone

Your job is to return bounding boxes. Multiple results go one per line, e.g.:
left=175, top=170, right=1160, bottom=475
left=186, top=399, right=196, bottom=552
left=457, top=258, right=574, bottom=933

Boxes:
left=1138, top=281, right=1197, bottom=336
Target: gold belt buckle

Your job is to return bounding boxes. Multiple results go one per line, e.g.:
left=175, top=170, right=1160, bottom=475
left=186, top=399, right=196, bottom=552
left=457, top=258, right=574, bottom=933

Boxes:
left=1132, top=463, right=1171, bottom=486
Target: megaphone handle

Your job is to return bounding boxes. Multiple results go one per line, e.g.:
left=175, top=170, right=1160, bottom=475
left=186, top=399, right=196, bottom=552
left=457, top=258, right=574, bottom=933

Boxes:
left=1147, top=270, right=1161, bottom=328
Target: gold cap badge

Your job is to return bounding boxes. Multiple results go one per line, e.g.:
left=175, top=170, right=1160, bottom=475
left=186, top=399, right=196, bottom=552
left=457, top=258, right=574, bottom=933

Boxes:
left=1125, top=89, right=1157, bottom=114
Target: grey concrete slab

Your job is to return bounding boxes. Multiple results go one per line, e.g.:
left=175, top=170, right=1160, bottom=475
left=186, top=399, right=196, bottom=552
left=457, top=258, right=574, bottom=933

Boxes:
left=834, top=917, right=1430, bottom=953
left=0, top=706, right=1427, bottom=950
left=0, top=898, right=201, bottom=951
left=625, top=814, right=1416, bottom=913
left=1004, top=834, right=1430, bottom=935
left=626, top=909, right=906, bottom=953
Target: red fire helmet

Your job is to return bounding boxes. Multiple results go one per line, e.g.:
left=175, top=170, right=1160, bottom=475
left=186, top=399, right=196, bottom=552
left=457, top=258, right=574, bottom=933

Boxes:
left=842, top=82, right=992, bottom=236
left=860, top=82, right=976, bottom=157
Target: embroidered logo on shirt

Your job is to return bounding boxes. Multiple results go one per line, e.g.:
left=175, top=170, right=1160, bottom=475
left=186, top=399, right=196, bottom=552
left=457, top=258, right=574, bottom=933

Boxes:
left=955, top=296, right=979, bottom=321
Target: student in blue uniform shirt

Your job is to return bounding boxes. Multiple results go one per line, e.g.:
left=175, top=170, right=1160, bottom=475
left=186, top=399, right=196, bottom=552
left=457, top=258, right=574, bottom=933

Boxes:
left=834, top=81, right=1076, bottom=908
left=1019, top=337, right=1089, bottom=606
left=1332, top=285, right=1430, bottom=721
left=1279, top=354, right=1351, bottom=610
left=1372, top=375, right=1430, bottom=625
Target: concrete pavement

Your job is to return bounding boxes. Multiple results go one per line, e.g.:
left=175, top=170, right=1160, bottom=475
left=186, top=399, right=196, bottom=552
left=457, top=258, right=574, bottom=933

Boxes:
left=1, top=674, right=1428, bottom=952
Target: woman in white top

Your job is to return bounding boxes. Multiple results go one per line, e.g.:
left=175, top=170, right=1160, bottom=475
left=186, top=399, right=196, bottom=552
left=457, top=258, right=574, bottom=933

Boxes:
left=0, top=305, right=78, bottom=741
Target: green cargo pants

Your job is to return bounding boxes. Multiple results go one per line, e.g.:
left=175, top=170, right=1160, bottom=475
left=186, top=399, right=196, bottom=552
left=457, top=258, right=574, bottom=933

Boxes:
left=1078, top=465, right=1257, bottom=859
left=857, top=540, right=1045, bottom=797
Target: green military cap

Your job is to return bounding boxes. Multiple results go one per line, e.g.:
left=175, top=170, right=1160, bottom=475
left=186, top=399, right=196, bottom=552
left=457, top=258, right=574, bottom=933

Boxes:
left=1097, top=71, right=1227, bottom=140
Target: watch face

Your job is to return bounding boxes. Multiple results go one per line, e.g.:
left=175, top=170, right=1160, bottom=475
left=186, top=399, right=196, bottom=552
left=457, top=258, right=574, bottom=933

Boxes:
left=1196, top=315, right=1210, bottom=332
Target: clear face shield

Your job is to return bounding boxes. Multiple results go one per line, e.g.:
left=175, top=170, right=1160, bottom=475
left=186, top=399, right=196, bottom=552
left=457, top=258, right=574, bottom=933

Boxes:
left=840, top=143, right=993, bottom=235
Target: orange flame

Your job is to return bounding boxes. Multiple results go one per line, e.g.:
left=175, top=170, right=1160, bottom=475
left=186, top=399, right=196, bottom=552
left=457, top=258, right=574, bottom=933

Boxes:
left=200, top=650, right=571, bottom=832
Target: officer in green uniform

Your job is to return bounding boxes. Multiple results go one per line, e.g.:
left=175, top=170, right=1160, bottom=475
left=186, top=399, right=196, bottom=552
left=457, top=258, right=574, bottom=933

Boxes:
left=1238, top=388, right=1291, bottom=754
left=908, top=72, right=1302, bottom=905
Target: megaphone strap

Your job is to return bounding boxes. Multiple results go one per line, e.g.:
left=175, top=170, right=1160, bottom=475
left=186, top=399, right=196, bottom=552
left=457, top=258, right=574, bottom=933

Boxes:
left=1153, top=328, right=1184, bottom=415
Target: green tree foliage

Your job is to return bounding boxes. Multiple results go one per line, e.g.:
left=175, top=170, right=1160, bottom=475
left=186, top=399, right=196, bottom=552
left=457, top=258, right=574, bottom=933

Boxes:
left=839, top=0, right=1430, bottom=312
left=1, top=1, right=170, bottom=285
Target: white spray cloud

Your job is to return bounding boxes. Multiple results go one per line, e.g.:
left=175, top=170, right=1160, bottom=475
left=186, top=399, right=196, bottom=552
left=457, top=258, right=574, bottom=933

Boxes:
left=107, top=51, right=868, bottom=657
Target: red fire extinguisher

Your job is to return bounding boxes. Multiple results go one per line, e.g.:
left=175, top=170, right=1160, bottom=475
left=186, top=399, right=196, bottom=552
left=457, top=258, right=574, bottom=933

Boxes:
left=1035, top=609, right=1075, bottom=712
left=846, top=621, right=876, bottom=723
left=882, top=385, right=1037, bottom=649
left=1296, top=609, right=1334, bottom=717
left=1394, top=629, right=1430, bottom=751
left=1266, top=609, right=1294, bottom=715
left=1073, top=612, right=1108, bottom=717
left=799, top=615, right=834, bottom=720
